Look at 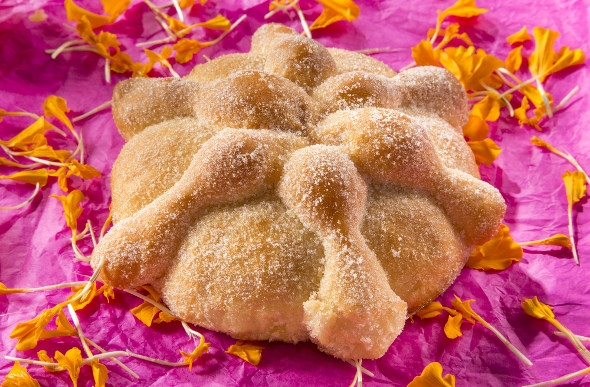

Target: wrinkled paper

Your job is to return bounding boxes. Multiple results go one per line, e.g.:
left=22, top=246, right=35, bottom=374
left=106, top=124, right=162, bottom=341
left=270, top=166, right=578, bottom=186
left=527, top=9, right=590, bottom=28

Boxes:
left=0, top=0, right=589, bottom=385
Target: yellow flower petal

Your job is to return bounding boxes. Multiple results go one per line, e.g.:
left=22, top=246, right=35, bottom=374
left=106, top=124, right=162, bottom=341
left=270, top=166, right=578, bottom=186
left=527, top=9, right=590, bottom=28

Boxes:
left=408, top=362, right=456, bottom=387
left=29, top=9, right=48, bottom=23
left=173, top=39, right=203, bottom=64
left=10, top=306, right=61, bottom=350
left=69, top=283, right=99, bottom=311
left=65, top=0, right=110, bottom=29
left=0, top=283, right=26, bottom=294
left=440, top=47, right=504, bottom=91
left=467, top=138, right=502, bottom=166
left=416, top=301, right=444, bottom=320
left=43, top=95, right=73, bottom=131
left=467, top=224, right=524, bottom=270
left=310, top=0, right=360, bottom=30
left=514, top=96, right=545, bottom=130
left=0, top=169, right=49, bottom=186
left=0, top=116, right=51, bottom=150
left=51, top=190, right=85, bottom=238
left=54, top=348, right=83, bottom=387
left=519, top=233, right=572, bottom=248
left=2, top=361, right=41, bottom=387
left=563, top=170, right=587, bottom=206
left=39, top=309, right=77, bottom=340
left=130, top=286, right=173, bottom=326
left=437, top=0, right=488, bottom=23
left=90, top=360, right=108, bottom=387
left=15, top=145, right=71, bottom=163
left=522, top=296, right=555, bottom=320
left=529, top=27, right=585, bottom=82
left=472, top=94, right=501, bottom=122
left=100, top=0, right=131, bottom=21
left=451, top=296, right=478, bottom=324
left=154, top=311, right=176, bottom=324
left=195, top=14, right=231, bottom=31
left=179, top=0, right=195, bottom=8
left=130, top=301, right=161, bottom=327
left=507, top=26, right=532, bottom=45
left=411, top=40, right=440, bottom=67
left=226, top=341, right=265, bottom=366
left=68, top=160, right=101, bottom=180
left=505, top=46, right=523, bottom=73
left=165, top=15, right=191, bottom=36
left=37, top=350, right=60, bottom=372
left=180, top=336, right=210, bottom=370
left=462, top=114, right=489, bottom=141
left=443, top=314, right=463, bottom=339
left=98, top=284, right=115, bottom=302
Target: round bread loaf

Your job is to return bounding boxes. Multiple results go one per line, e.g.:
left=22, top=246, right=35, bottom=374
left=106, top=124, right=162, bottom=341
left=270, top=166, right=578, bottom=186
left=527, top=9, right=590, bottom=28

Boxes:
left=91, top=24, right=506, bottom=360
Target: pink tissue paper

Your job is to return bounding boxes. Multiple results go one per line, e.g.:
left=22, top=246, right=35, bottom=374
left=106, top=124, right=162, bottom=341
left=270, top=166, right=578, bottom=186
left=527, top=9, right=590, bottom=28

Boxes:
left=0, top=0, right=589, bottom=386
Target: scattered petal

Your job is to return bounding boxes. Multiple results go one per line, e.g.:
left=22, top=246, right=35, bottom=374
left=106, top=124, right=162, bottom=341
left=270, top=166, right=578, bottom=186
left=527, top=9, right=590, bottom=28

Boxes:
left=0, top=116, right=51, bottom=150
left=226, top=341, right=265, bottom=366
left=408, top=362, right=456, bottom=387
left=43, top=95, right=73, bottom=131
left=462, top=114, right=489, bottom=141
left=55, top=348, right=83, bottom=387
left=472, top=94, right=501, bottom=122
left=0, top=169, right=49, bottom=186
left=467, top=224, right=524, bottom=270
left=51, top=190, right=85, bottom=238
left=437, top=0, right=488, bottom=23
left=522, top=296, right=555, bottom=320
left=519, top=233, right=571, bottom=248
left=529, top=27, right=585, bottom=82
left=507, top=26, right=532, bottom=45
left=563, top=170, right=587, bottom=206
left=411, top=40, right=440, bottom=66
left=467, top=138, right=502, bottom=166
left=505, top=46, right=524, bottom=73
left=173, top=39, right=203, bottom=64
left=310, top=0, right=360, bottom=30
left=90, top=360, right=108, bottom=387
left=416, top=302, right=444, bottom=320
left=444, top=314, right=464, bottom=339
left=29, top=9, right=48, bottom=23
left=1, top=361, right=41, bottom=387
left=180, top=336, right=210, bottom=370
left=10, top=306, right=61, bottom=350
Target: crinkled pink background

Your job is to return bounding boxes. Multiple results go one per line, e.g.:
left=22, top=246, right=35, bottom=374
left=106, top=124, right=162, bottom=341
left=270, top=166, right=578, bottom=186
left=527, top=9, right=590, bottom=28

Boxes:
left=1, top=0, right=589, bottom=386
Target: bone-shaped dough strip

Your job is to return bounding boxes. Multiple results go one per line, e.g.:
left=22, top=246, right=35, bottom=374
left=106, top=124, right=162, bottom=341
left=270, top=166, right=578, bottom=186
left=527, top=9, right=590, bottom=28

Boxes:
left=91, top=129, right=305, bottom=288
left=279, top=145, right=407, bottom=359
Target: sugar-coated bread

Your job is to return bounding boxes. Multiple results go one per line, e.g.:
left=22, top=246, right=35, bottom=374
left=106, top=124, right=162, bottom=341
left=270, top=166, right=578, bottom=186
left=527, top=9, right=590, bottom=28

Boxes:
left=91, top=24, right=506, bottom=360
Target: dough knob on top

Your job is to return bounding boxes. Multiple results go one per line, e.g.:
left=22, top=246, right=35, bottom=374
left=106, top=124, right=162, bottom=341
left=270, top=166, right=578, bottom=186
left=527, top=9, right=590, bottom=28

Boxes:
left=197, top=70, right=316, bottom=134
left=112, top=77, right=200, bottom=140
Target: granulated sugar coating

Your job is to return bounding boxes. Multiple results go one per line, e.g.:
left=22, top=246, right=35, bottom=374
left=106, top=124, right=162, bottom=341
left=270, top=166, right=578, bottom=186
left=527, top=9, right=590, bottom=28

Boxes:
left=90, top=23, right=506, bottom=360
